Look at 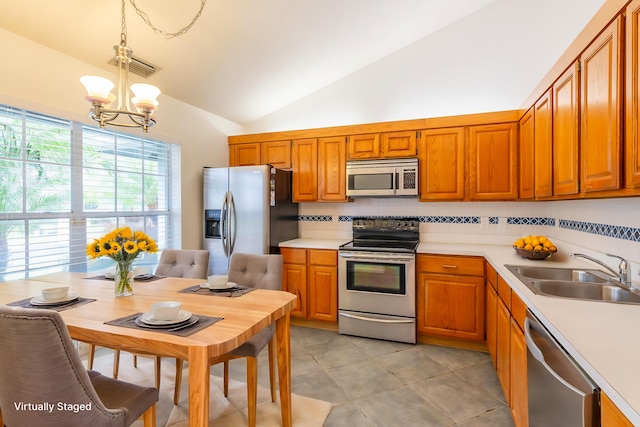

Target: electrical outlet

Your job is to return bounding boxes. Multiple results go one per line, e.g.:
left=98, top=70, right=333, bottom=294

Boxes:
left=480, top=216, right=489, bottom=229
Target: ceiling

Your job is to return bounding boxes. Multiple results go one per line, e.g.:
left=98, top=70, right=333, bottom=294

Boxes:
left=0, top=0, right=606, bottom=128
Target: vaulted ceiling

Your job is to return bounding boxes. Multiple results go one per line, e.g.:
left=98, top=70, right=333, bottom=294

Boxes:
left=0, top=0, right=606, bottom=128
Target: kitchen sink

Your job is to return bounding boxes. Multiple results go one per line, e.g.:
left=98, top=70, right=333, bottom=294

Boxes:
left=528, top=280, right=640, bottom=303
left=506, top=265, right=612, bottom=283
left=505, top=264, right=640, bottom=304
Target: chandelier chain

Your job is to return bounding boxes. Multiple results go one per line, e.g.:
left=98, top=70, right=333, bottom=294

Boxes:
left=129, top=0, right=207, bottom=39
left=120, top=0, right=127, bottom=45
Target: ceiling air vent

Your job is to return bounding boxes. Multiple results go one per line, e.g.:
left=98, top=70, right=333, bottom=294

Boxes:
left=109, top=55, right=160, bottom=79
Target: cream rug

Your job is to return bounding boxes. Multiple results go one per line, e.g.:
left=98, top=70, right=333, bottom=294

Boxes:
left=90, top=350, right=332, bottom=427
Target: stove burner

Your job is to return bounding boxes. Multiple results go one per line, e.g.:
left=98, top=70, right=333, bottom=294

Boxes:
left=340, top=216, right=420, bottom=254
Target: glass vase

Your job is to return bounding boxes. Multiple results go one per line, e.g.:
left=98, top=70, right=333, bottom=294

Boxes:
left=115, top=262, right=134, bottom=297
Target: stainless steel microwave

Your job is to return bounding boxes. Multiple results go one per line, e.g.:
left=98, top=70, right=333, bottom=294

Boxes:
left=346, top=158, right=418, bottom=197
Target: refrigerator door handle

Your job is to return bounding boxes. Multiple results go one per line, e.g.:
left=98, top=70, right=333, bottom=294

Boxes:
left=229, top=191, right=237, bottom=255
left=221, top=192, right=229, bottom=257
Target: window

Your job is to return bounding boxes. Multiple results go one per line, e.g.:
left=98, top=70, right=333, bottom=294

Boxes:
left=0, top=104, right=180, bottom=281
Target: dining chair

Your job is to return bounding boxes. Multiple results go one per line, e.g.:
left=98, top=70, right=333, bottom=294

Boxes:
left=88, top=249, right=210, bottom=392
left=0, top=306, right=158, bottom=427
left=174, top=253, right=283, bottom=426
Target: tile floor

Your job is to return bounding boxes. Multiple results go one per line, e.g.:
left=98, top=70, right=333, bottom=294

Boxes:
left=285, top=326, right=514, bottom=427
left=93, top=325, right=515, bottom=426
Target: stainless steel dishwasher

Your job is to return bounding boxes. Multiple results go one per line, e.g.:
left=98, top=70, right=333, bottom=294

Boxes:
left=525, top=310, right=600, bottom=426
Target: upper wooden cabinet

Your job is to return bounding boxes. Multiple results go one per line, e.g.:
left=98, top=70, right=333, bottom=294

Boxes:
left=347, top=130, right=417, bottom=159
left=347, top=133, right=380, bottom=159
left=229, top=143, right=261, bottom=166
left=580, top=15, right=623, bottom=193
left=291, top=138, right=318, bottom=202
left=317, top=136, right=347, bottom=201
left=381, top=130, right=418, bottom=157
left=419, top=127, right=466, bottom=201
left=534, top=89, right=553, bottom=198
left=626, top=0, right=640, bottom=189
left=469, top=123, right=519, bottom=200
left=519, top=108, right=535, bottom=200
left=553, top=61, right=581, bottom=196
left=261, top=140, right=291, bottom=169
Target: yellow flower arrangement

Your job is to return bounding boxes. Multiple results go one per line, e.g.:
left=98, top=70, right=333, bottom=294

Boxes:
left=86, top=226, right=158, bottom=295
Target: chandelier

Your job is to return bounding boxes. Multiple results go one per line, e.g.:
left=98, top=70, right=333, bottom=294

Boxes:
left=81, top=0, right=207, bottom=132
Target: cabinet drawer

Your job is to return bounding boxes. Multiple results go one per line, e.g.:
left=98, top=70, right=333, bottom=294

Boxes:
left=497, top=275, right=512, bottom=309
left=308, top=249, right=337, bottom=266
left=511, top=292, right=527, bottom=331
left=419, top=255, right=485, bottom=276
left=486, top=263, right=498, bottom=290
left=281, top=248, right=307, bottom=264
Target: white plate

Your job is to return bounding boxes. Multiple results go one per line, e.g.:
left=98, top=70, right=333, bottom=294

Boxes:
left=202, top=281, right=237, bottom=290
left=30, top=293, right=80, bottom=306
left=140, top=310, right=192, bottom=326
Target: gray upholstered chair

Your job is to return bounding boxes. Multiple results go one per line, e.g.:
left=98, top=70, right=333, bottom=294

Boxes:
left=174, top=253, right=283, bottom=426
left=0, top=306, right=158, bottom=427
left=154, top=249, right=210, bottom=279
left=88, top=249, right=210, bottom=398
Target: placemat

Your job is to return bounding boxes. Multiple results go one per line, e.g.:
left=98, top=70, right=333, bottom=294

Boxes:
left=85, top=274, right=166, bottom=282
left=105, top=312, right=223, bottom=337
left=7, top=296, right=97, bottom=312
left=178, top=284, right=256, bottom=298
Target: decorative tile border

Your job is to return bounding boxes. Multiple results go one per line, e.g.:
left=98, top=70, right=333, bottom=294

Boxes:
left=507, top=217, right=556, bottom=226
left=299, top=214, right=640, bottom=243
left=560, top=219, right=640, bottom=242
left=298, top=215, right=332, bottom=222
left=420, top=216, right=480, bottom=224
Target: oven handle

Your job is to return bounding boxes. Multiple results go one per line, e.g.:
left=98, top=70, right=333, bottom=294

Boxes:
left=338, top=252, right=414, bottom=263
left=339, top=312, right=415, bottom=324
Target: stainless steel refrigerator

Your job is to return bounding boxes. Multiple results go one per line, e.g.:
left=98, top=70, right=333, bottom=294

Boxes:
left=202, top=165, right=299, bottom=275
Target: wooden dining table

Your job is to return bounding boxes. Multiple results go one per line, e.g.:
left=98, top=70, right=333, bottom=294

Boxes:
left=0, top=272, right=297, bottom=427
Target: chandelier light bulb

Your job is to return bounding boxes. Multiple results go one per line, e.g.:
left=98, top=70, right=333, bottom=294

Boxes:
left=131, top=83, right=161, bottom=111
left=80, top=76, right=114, bottom=105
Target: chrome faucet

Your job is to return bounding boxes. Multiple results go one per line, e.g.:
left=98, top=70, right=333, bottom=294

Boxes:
left=571, top=253, right=633, bottom=289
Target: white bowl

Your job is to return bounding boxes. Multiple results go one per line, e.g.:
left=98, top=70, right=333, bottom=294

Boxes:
left=208, top=275, right=228, bottom=287
left=41, top=287, right=69, bottom=301
left=150, top=301, right=183, bottom=321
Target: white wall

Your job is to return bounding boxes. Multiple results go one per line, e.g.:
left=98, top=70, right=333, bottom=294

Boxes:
left=0, top=28, right=240, bottom=250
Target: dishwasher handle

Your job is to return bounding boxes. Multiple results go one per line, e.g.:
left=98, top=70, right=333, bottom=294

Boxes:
left=524, top=316, right=590, bottom=398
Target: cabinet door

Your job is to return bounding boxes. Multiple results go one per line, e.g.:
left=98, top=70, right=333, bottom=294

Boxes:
left=230, top=143, right=261, bottom=166
left=510, top=318, right=528, bottom=427
left=318, top=136, right=347, bottom=201
left=486, top=283, right=498, bottom=369
left=553, top=61, right=580, bottom=195
left=418, top=274, right=485, bottom=341
left=534, top=89, right=553, bottom=198
left=291, top=138, right=318, bottom=201
left=601, top=392, right=634, bottom=427
left=261, top=140, right=291, bottom=169
left=283, top=263, right=307, bottom=318
left=519, top=108, right=535, bottom=200
left=496, top=297, right=511, bottom=405
left=308, top=265, right=337, bottom=322
left=419, top=127, right=466, bottom=200
left=348, top=134, right=380, bottom=159
left=580, top=16, right=623, bottom=193
left=469, top=123, right=519, bottom=200
left=381, top=131, right=417, bottom=158
left=626, top=0, right=640, bottom=188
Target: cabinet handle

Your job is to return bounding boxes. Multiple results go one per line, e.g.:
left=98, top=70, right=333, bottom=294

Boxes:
left=441, top=264, right=459, bottom=269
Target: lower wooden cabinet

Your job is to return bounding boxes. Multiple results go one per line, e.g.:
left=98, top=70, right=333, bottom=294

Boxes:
left=417, top=255, right=485, bottom=341
left=281, top=247, right=337, bottom=322
left=510, top=316, right=528, bottom=427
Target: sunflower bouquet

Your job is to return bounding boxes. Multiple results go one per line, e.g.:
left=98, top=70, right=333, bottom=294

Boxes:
left=87, top=226, right=158, bottom=295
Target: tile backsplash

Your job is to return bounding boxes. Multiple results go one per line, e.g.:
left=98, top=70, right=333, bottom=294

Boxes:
left=297, top=197, right=640, bottom=264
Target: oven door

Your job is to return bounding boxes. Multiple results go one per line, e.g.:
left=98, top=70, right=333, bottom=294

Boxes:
left=338, top=251, right=415, bottom=317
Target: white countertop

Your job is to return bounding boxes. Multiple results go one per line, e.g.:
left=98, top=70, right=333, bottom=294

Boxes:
left=417, top=241, right=640, bottom=424
left=281, top=237, right=640, bottom=422
left=279, top=238, right=349, bottom=250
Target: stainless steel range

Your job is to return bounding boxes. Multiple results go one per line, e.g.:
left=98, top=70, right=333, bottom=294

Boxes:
left=338, top=216, right=419, bottom=344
